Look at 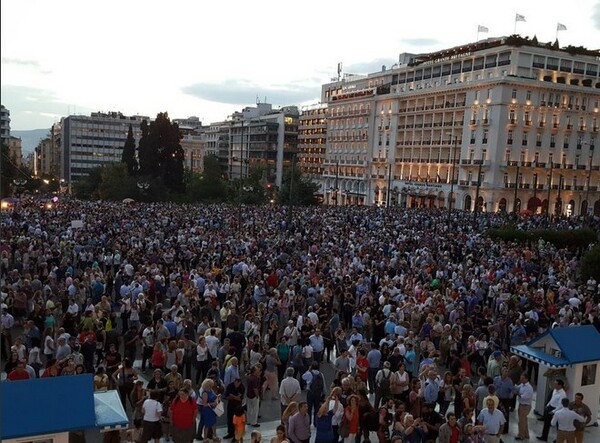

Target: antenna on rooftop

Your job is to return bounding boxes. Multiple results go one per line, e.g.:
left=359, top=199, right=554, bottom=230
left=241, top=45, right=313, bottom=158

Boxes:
left=337, top=62, right=343, bottom=81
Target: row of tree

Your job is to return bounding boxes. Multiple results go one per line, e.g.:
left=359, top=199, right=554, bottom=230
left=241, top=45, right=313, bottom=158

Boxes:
left=75, top=112, right=319, bottom=205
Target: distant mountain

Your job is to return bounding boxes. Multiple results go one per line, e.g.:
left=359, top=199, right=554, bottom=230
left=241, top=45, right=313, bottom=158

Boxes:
left=11, top=129, right=50, bottom=154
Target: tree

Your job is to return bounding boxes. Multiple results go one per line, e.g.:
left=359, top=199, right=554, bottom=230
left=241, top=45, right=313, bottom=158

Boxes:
left=122, top=124, right=138, bottom=176
left=185, top=154, right=228, bottom=202
left=277, top=162, right=320, bottom=206
left=137, top=113, right=185, bottom=193
left=73, top=166, right=102, bottom=199
left=98, top=163, right=138, bottom=201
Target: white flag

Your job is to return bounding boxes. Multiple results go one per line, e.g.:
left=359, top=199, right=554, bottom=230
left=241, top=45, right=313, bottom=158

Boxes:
left=557, top=23, right=567, bottom=31
left=478, top=25, right=489, bottom=33
left=515, top=13, right=526, bottom=22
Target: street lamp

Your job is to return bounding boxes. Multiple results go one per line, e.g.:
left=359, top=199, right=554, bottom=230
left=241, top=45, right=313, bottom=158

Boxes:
left=583, top=141, right=593, bottom=216
left=446, top=134, right=458, bottom=229
left=473, top=154, right=484, bottom=228
left=13, top=178, right=27, bottom=197
left=287, top=154, right=297, bottom=230
left=137, top=181, right=149, bottom=199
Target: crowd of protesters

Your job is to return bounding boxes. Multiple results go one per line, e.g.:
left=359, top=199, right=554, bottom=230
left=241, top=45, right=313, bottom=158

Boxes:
left=1, top=197, right=599, bottom=443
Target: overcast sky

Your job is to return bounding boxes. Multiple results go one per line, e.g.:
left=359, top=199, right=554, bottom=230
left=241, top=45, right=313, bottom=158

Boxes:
left=2, top=0, right=600, bottom=131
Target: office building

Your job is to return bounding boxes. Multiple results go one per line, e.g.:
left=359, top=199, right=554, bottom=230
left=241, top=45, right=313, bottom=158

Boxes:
left=298, top=104, right=327, bottom=191
left=60, top=112, right=147, bottom=187
left=229, top=103, right=299, bottom=187
left=320, top=36, right=600, bottom=215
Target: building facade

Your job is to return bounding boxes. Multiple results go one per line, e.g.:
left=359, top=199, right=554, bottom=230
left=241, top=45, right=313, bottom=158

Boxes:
left=320, top=36, right=600, bottom=215
left=0, top=104, right=10, bottom=146
left=228, top=103, right=299, bottom=188
left=60, top=112, right=147, bottom=187
left=176, top=117, right=204, bottom=173
left=298, top=104, right=327, bottom=194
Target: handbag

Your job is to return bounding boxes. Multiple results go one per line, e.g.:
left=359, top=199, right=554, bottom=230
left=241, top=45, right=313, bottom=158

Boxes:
left=338, top=415, right=350, bottom=438
left=213, top=400, right=225, bottom=417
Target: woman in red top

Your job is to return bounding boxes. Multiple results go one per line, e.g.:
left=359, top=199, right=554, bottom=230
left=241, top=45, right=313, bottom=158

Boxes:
left=344, top=394, right=360, bottom=443
left=151, top=343, right=166, bottom=372
left=169, top=388, right=197, bottom=443
left=355, top=349, right=369, bottom=383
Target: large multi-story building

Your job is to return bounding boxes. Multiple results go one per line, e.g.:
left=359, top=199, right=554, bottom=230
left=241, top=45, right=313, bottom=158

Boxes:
left=202, top=121, right=230, bottom=174
left=320, top=36, right=600, bottom=215
left=298, top=104, right=327, bottom=189
left=228, top=103, right=299, bottom=187
left=61, top=112, right=147, bottom=187
left=0, top=105, right=10, bottom=145
left=35, top=122, right=61, bottom=177
left=175, top=117, right=204, bottom=173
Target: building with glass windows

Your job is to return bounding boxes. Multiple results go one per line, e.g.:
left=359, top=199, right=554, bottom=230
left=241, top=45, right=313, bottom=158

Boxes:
left=320, top=36, right=600, bottom=215
left=60, top=112, right=148, bottom=188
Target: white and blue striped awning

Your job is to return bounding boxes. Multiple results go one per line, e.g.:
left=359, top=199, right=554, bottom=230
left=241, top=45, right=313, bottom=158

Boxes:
left=511, top=345, right=570, bottom=368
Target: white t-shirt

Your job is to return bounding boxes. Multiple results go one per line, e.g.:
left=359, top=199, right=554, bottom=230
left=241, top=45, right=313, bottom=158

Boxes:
left=44, top=336, right=55, bottom=355
left=143, top=398, right=163, bottom=422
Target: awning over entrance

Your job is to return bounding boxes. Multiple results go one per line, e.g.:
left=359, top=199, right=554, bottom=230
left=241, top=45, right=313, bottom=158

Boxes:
left=510, top=345, right=570, bottom=368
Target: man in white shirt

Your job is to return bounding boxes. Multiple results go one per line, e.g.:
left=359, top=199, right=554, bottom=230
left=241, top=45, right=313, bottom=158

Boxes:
left=515, top=373, right=534, bottom=440
left=538, top=379, right=567, bottom=441
left=141, top=391, right=163, bottom=443
left=283, top=320, right=299, bottom=346
left=550, top=398, right=585, bottom=443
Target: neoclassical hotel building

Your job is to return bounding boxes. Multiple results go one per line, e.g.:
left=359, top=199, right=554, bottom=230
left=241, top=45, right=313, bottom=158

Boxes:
left=318, top=36, right=600, bottom=215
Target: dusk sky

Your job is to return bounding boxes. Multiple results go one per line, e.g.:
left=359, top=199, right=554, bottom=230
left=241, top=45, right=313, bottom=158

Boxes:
left=2, top=0, right=600, bottom=131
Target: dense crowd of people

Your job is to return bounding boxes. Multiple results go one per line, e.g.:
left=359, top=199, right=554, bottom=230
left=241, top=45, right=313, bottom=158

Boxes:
left=1, top=197, right=599, bottom=443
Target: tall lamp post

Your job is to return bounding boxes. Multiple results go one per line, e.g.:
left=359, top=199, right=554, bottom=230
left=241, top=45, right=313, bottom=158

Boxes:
left=287, top=154, right=297, bottom=230
left=473, top=155, right=484, bottom=228
left=446, top=134, right=458, bottom=229
left=386, top=162, right=392, bottom=207
left=546, top=161, right=554, bottom=219
left=513, top=164, right=520, bottom=213
left=329, top=159, right=340, bottom=205
left=585, top=154, right=593, bottom=216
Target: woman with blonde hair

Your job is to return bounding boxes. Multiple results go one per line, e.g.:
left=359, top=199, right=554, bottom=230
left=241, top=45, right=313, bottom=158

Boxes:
left=200, top=378, right=221, bottom=443
left=281, top=401, right=299, bottom=433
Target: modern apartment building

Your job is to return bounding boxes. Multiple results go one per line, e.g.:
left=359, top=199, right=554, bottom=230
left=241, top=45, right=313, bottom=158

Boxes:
left=228, top=103, right=299, bottom=187
left=298, top=104, right=327, bottom=187
left=320, top=36, right=600, bottom=215
left=61, top=112, right=147, bottom=187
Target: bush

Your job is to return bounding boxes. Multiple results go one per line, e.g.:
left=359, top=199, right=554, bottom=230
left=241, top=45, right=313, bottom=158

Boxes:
left=487, top=228, right=598, bottom=249
left=580, top=245, right=600, bottom=283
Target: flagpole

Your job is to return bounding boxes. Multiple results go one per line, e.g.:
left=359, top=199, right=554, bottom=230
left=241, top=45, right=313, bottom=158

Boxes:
left=514, top=16, right=517, bottom=34
left=477, top=27, right=480, bottom=42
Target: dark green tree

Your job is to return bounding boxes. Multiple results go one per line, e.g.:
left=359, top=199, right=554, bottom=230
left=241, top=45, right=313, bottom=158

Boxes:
left=277, top=163, right=320, bottom=206
left=122, top=124, right=138, bottom=176
left=98, top=163, right=138, bottom=201
left=1, top=142, right=32, bottom=198
left=73, top=166, right=103, bottom=199
left=185, top=154, right=228, bottom=202
left=137, top=113, right=184, bottom=193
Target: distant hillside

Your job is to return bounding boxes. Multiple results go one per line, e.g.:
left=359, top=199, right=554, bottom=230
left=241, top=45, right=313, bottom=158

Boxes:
left=11, top=129, right=50, bottom=154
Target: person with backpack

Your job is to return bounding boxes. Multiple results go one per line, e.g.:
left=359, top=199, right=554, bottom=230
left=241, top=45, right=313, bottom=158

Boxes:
left=374, top=361, right=393, bottom=409
left=302, top=361, right=326, bottom=425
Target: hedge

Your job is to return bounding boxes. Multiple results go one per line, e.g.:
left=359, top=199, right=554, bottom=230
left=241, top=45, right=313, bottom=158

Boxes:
left=487, top=228, right=598, bottom=249
left=581, top=245, right=600, bottom=283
